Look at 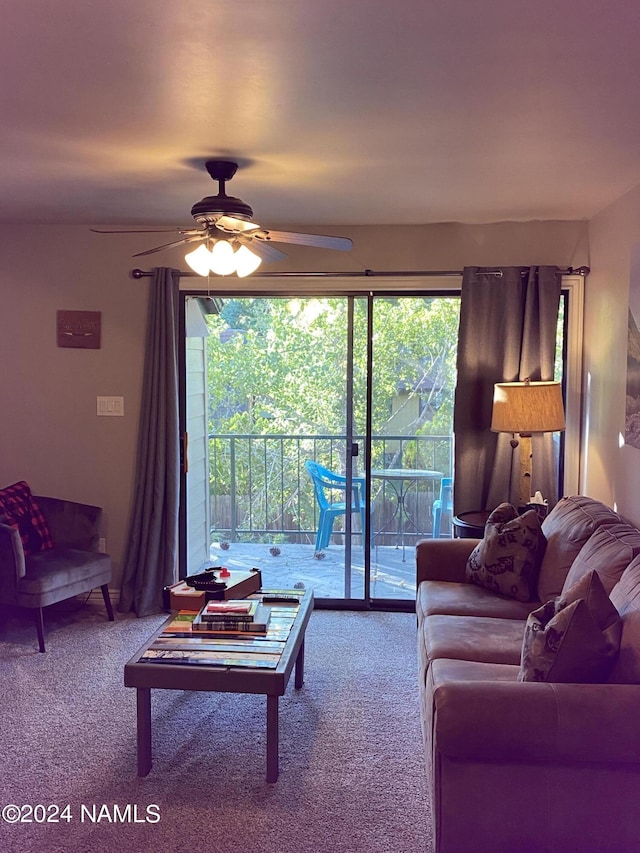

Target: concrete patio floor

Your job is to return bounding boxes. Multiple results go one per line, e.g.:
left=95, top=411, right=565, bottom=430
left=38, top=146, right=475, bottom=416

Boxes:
left=205, top=538, right=436, bottom=602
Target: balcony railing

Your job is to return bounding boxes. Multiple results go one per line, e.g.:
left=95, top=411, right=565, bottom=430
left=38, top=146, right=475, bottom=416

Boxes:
left=208, top=433, right=453, bottom=545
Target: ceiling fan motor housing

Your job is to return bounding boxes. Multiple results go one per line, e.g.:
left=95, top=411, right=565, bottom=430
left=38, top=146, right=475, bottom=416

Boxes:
left=191, top=159, right=254, bottom=226
left=190, top=194, right=254, bottom=226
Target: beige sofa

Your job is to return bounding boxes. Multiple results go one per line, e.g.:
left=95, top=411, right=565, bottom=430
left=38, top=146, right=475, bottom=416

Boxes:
left=416, top=495, right=640, bottom=853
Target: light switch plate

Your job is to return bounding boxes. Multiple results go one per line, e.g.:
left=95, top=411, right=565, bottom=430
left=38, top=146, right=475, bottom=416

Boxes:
left=97, top=396, right=124, bottom=416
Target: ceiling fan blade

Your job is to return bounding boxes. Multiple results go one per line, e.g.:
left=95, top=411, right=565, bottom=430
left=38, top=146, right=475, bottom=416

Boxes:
left=91, top=227, right=185, bottom=234
left=216, top=215, right=261, bottom=234
left=132, top=234, right=205, bottom=257
left=239, top=237, right=288, bottom=263
left=255, top=230, right=353, bottom=251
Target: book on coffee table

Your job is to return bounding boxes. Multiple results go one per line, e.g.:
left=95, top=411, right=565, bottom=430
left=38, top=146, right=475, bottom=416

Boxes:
left=191, top=602, right=271, bottom=634
left=199, top=599, right=259, bottom=621
left=139, top=648, right=280, bottom=668
left=162, top=611, right=198, bottom=633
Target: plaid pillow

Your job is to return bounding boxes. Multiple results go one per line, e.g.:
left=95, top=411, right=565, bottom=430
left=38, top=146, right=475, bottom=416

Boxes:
left=0, top=481, right=53, bottom=556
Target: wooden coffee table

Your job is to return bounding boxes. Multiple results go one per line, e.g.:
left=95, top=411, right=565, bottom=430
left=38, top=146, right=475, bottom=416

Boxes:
left=124, top=590, right=313, bottom=783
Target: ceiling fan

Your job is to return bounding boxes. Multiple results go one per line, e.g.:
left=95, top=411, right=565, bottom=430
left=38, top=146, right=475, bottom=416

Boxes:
left=91, top=160, right=353, bottom=277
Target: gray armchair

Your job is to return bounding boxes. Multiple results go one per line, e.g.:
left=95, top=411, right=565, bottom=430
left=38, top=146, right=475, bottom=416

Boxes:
left=0, top=489, right=113, bottom=652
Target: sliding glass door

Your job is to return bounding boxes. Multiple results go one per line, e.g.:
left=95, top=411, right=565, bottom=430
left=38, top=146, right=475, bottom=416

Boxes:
left=184, top=295, right=366, bottom=602
left=181, top=290, right=461, bottom=606
left=366, top=296, right=459, bottom=600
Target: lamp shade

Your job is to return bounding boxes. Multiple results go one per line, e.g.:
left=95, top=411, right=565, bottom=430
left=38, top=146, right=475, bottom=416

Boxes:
left=234, top=244, right=262, bottom=278
left=209, top=240, right=236, bottom=276
left=491, top=381, right=565, bottom=435
left=185, top=243, right=213, bottom=276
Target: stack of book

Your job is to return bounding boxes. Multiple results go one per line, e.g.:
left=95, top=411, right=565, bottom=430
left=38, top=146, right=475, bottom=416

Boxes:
left=191, top=599, right=271, bottom=635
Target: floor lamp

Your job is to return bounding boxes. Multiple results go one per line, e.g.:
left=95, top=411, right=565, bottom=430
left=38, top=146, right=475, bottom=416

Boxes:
left=490, top=379, right=566, bottom=507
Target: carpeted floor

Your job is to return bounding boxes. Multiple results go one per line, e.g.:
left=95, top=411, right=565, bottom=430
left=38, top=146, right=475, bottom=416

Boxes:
left=0, top=599, right=431, bottom=853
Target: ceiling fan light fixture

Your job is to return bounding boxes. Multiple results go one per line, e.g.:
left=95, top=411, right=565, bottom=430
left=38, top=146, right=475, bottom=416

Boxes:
left=185, top=243, right=213, bottom=276
left=234, top=244, right=262, bottom=278
left=209, top=239, right=236, bottom=276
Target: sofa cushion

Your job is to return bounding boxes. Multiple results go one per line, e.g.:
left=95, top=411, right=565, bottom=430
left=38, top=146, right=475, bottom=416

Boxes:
left=0, top=481, right=53, bottom=556
left=537, top=495, right=621, bottom=603
left=609, top=554, right=640, bottom=684
left=422, top=614, right=525, bottom=666
left=519, top=571, right=622, bottom=683
left=427, top=657, right=640, bottom=764
left=466, top=503, right=544, bottom=602
left=562, top=522, right=640, bottom=595
left=422, top=658, right=519, bottom=762
left=17, top=549, right=111, bottom=608
left=417, top=580, right=539, bottom=621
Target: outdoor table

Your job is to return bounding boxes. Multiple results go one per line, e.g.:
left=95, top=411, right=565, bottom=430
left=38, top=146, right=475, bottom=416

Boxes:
left=371, top=468, right=444, bottom=560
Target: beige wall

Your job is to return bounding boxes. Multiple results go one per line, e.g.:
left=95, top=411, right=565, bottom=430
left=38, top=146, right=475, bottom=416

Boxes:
left=585, top=183, right=640, bottom=524
left=0, top=219, right=589, bottom=590
left=0, top=226, right=150, bottom=589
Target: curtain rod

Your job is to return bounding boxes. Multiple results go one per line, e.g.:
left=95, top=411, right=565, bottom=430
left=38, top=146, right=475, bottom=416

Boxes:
left=130, top=265, right=589, bottom=279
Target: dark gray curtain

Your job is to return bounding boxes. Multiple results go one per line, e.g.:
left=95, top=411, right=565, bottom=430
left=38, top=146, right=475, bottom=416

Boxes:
left=119, top=268, right=180, bottom=616
left=453, top=266, right=561, bottom=515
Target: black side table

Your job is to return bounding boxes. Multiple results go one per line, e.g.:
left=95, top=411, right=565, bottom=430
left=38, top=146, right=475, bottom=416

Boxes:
left=452, top=510, right=490, bottom=538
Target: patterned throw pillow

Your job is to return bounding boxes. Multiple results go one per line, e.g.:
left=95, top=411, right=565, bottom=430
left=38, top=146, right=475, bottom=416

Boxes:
left=0, top=481, right=53, bottom=556
left=518, top=570, right=622, bottom=683
left=465, top=503, right=545, bottom=602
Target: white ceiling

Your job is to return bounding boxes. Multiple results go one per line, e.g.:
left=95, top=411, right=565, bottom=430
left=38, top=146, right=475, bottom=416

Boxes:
left=2, top=0, right=640, bottom=229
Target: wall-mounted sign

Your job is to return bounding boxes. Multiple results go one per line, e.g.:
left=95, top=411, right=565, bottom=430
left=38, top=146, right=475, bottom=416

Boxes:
left=56, top=310, right=101, bottom=349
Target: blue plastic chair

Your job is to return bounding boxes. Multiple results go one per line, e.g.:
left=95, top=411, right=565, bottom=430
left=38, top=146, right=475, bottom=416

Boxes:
left=305, top=460, right=372, bottom=551
left=432, top=477, right=453, bottom=538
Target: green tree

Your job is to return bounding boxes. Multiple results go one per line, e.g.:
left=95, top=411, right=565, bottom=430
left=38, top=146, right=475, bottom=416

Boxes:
left=205, top=296, right=460, bottom=540
left=207, top=296, right=460, bottom=437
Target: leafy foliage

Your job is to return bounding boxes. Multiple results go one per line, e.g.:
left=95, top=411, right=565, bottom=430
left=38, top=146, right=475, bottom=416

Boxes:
left=205, top=296, right=460, bottom=539
left=208, top=296, right=460, bottom=436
